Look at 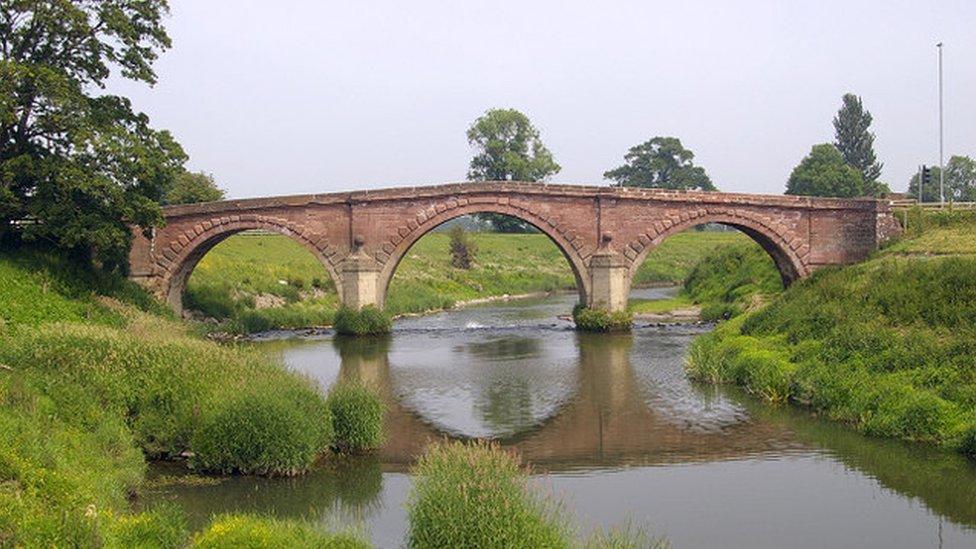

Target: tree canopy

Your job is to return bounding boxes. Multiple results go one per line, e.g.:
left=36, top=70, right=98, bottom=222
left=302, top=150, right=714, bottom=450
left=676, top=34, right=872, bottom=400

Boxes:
left=466, top=108, right=559, bottom=232
left=907, top=155, right=976, bottom=203
left=164, top=171, right=225, bottom=205
left=603, top=137, right=715, bottom=191
left=833, top=93, right=883, bottom=183
left=0, top=0, right=185, bottom=270
left=785, top=144, right=866, bottom=198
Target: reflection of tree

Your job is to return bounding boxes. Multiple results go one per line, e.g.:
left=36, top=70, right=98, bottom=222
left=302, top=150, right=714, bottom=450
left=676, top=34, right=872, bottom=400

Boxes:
left=144, top=456, right=384, bottom=531
left=475, top=379, right=536, bottom=436
left=466, top=337, right=541, bottom=359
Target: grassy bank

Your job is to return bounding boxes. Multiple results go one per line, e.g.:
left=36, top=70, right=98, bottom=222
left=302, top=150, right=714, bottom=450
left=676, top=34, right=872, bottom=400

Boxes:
left=630, top=240, right=781, bottom=321
left=0, top=248, right=367, bottom=546
left=186, top=229, right=754, bottom=332
left=687, top=212, right=976, bottom=457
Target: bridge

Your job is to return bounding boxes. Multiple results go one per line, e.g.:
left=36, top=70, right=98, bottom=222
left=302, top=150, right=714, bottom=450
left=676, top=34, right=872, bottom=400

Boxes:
left=128, top=181, right=903, bottom=313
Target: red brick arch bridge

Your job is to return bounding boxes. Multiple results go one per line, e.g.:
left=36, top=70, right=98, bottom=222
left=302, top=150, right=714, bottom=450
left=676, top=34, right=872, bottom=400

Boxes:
left=128, top=182, right=902, bottom=314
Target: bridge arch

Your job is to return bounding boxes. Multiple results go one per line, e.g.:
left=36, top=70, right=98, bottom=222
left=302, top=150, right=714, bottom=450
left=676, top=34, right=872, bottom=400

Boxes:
left=626, top=210, right=809, bottom=287
left=375, top=201, right=591, bottom=307
left=155, top=216, right=342, bottom=314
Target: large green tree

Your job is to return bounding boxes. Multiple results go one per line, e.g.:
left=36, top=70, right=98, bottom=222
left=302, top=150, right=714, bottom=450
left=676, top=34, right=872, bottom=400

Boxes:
left=907, top=155, right=976, bottom=203
left=466, top=108, right=560, bottom=233
left=164, top=171, right=225, bottom=205
left=604, top=137, right=715, bottom=191
left=785, top=144, right=865, bottom=198
left=833, top=93, right=883, bottom=184
left=0, top=0, right=185, bottom=269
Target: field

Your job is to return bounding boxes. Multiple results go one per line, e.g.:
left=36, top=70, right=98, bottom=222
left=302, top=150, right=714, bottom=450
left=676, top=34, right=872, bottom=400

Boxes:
left=185, top=227, right=754, bottom=332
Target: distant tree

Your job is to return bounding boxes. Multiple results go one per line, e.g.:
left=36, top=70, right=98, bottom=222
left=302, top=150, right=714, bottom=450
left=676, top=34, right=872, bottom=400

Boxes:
left=164, top=171, right=225, bottom=205
left=604, top=137, right=716, bottom=191
left=785, top=144, right=865, bottom=198
left=448, top=226, right=477, bottom=269
left=907, top=155, right=976, bottom=202
left=466, top=108, right=560, bottom=233
left=0, top=1, right=185, bottom=269
left=833, top=93, right=883, bottom=183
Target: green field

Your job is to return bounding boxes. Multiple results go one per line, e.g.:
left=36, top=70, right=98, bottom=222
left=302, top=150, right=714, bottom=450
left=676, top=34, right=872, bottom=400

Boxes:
left=186, top=228, right=755, bottom=332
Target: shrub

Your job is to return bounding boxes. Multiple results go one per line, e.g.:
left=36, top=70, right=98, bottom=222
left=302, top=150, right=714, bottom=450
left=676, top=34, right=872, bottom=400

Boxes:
left=572, top=304, right=632, bottom=333
left=191, top=387, right=332, bottom=476
left=191, top=514, right=369, bottom=549
left=407, top=441, right=569, bottom=549
left=333, top=306, right=392, bottom=336
left=327, top=383, right=385, bottom=452
left=448, top=226, right=477, bottom=269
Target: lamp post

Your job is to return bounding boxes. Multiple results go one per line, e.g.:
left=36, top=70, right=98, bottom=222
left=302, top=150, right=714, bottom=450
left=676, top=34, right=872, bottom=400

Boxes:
left=937, top=42, right=945, bottom=205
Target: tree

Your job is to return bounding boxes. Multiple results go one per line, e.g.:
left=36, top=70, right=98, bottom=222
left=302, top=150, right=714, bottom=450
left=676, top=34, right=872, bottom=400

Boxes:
left=164, top=171, right=225, bottom=205
left=0, top=1, right=185, bottom=269
left=603, top=137, right=716, bottom=191
left=466, top=108, right=560, bottom=233
left=833, top=93, right=883, bottom=183
left=785, top=144, right=865, bottom=198
left=908, top=155, right=976, bottom=202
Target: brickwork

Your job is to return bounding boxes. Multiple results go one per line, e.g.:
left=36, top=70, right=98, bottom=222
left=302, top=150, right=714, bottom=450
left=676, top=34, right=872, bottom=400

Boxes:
left=129, top=182, right=901, bottom=313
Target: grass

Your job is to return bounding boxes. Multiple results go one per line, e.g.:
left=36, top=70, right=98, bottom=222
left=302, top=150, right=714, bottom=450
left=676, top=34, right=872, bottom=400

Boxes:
left=0, top=246, right=370, bottom=545
left=333, top=306, right=392, bottom=336
left=572, top=304, right=634, bottom=332
left=327, top=383, right=385, bottom=452
left=407, top=441, right=666, bottom=549
left=687, top=211, right=976, bottom=456
left=191, top=514, right=369, bottom=548
left=185, top=228, right=753, bottom=333
left=407, top=441, right=569, bottom=548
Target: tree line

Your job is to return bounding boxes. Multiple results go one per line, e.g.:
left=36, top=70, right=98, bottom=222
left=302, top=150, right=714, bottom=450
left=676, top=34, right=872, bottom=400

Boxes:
left=3, top=2, right=973, bottom=267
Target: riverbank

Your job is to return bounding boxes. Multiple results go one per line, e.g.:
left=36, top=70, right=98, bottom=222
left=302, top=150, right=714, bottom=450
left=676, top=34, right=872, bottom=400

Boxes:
left=185, top=229, right=752, bottom=333
left=687, top=210, right=976, bottom=458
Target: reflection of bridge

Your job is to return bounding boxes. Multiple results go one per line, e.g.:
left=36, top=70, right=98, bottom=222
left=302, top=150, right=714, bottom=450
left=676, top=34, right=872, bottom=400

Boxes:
left=334, top=333, right=798, bottom=469
left=129, top=182, right=902, bottom=313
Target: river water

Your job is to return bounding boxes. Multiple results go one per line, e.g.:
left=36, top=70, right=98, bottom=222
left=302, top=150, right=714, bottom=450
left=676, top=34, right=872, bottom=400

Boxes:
left=147, top=288, right=976, bottom=548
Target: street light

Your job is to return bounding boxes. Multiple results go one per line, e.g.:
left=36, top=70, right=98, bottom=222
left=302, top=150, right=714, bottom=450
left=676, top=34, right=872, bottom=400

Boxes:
left=937, top=42, right=944, bottom=205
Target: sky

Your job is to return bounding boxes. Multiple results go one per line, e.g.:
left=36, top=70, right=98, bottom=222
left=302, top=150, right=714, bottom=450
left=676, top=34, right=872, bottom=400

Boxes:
left=110, top=0, right=976, bottom=199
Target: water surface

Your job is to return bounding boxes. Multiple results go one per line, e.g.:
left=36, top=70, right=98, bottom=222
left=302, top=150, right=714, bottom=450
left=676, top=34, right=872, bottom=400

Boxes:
left=148, top=289, right=976, bottom=548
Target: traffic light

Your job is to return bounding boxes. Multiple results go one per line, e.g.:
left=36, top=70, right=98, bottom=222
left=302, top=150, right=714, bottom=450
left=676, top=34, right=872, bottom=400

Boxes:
left=921, top=165, right=932, bottom=186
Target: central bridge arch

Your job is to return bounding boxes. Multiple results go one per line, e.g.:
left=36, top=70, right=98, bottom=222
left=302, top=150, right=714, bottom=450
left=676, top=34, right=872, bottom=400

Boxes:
left=375, top=202, right=592, bottom=308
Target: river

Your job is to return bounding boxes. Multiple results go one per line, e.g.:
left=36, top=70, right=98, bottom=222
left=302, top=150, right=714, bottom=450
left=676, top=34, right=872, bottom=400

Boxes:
left=146, top=288, right=976, bottom=548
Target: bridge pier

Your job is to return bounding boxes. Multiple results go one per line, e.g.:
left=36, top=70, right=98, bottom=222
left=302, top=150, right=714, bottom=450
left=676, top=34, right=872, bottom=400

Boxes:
left=587, top=250, right=630, bottom=312
left=339, top=248, right=382, bottom=310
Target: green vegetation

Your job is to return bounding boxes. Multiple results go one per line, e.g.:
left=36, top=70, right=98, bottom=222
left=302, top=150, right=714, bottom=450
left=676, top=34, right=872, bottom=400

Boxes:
left=407, top=441, right=569, bottom=548
left=0, top=247, right=384, bottom=545
left=333, top=306, right=393, bottom=336
left=191, top=514, right=368, bottom=548
left=687, top=212, right=976, bottom=457
left=573, top=304, right=633, bottom=333
left=327, top=383, right=385, bottom=452
left=631, top=230, right=752, bottom=287
left=407, top=441, right=665, bottom=549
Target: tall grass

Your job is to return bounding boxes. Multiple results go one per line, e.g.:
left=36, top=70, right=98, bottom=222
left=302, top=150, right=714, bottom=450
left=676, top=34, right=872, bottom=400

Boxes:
left=407, top=441, right=570, bottom=548
left=327, top=383, right=385, bottom=452
left=191, top=514, right=369, bottom=548
left=682, top=242, right=781, bottom=320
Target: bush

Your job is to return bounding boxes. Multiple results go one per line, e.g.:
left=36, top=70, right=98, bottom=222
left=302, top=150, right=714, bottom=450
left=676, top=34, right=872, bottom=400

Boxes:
left=407, top=441, right=569, bottom=548
left=327, top=383, right=385, bottom=452
left=448, top=226, right=477, bottom=269
left=191, top=514, right=369, bottom=549
left=333, top=306, right=392, bottom=336
left=572, top=304, right=632, bottom=333
left=191, top=387, right=332, bottom=476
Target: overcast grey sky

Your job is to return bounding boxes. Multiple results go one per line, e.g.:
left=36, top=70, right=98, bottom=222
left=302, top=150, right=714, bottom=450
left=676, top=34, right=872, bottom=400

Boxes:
left=111, top=0, right=975, bottom=199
